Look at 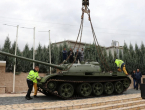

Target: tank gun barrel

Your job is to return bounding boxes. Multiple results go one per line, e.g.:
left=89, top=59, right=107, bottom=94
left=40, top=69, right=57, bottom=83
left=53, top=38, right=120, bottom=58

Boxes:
left=0, top=51, right=64, bottom=70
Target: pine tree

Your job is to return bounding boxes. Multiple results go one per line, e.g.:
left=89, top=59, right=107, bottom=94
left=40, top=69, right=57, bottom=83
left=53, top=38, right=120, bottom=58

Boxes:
left=58, top=44, right=63, bottom=63
left=129, top=43, right=135, bottom=72
left=123, top=43, right=129, bottom=73
left=114, top=51, right=117, bottom=59
left=108, top=50, right=114, bottom=71
left=0, top=46, right=2, bottom=60
left=102, top=48, right=109, bottom=71
left=40, top=46, right=48, bottom=73
left=140, top=43, right=145, bottom=73
left=119, top=49, right=123, bottom=59
left=134, top=43, right=141, bottom=69
left=11, top=41, right=22, bottom=72
left=35, top=43, right=43, bottom=73
left=52, top=44, right=59, bottom=64
left=22, top=44, right=31, bottom=72
left=2, top=37, right=13, bottom=72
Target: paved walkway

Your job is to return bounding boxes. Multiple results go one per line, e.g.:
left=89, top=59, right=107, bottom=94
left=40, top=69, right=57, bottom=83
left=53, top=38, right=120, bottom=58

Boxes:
left=0, top=89, right=142, bottom=110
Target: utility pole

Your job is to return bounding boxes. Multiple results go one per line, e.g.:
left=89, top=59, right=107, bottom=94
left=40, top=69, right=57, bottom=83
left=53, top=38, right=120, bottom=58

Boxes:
left=38, top=30, right=51, bottom=74
left=13, top=25, right=19, bottom=93
left=33, top=27, right=35, bottom=69
left=49, top=30, right=51, bottom=74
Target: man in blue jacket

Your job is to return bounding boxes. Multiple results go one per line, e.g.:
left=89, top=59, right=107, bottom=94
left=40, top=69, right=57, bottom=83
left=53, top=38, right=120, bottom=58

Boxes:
left=131, top=70, right=136, bottom=89
left=62, top=48, right=67, bottom=61
left=135, top=69, right=142, bottom=90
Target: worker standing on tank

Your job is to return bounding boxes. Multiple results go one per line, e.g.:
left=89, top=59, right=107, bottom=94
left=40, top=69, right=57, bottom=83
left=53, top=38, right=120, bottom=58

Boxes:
left=114, top=59, right=128, bottom=75
left=75, top=49, right=81, bottom=63
left=62, top=48, right=67, bottom=61
left=80, top=48, right=84, bottom=62
left=25, top=66, right=40, bottom=100
left=68, top=48, right=74, bottom=63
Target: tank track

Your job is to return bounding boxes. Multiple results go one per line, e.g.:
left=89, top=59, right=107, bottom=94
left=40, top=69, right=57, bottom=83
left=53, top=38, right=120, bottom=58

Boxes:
left=38, top=77, right=130, bottom=100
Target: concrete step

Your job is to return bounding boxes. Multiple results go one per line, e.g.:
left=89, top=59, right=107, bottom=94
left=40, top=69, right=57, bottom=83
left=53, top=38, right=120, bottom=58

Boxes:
left=44, top=95, right=141, bottom=110
left=72, top=99, right=145, bottom=110
left=111, top=103, right=145, bottom=110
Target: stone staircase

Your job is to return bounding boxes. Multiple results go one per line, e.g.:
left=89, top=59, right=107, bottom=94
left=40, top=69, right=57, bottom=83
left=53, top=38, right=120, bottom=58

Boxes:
left=3, top=93, right=143, bottom=110
left=43, top=93, right=145, bottom=110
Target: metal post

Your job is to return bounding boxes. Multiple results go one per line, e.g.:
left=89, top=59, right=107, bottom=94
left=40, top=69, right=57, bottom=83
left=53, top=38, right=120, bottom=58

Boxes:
left=49, top=30, right=51, bottom=74
left=33, top=27, right=35, bottom=69
left=13, top=25, right=19, bottom=93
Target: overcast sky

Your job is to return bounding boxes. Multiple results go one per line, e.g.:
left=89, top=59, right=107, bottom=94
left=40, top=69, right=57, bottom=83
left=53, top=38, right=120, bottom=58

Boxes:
left=0, top=0, right=145, bottom=50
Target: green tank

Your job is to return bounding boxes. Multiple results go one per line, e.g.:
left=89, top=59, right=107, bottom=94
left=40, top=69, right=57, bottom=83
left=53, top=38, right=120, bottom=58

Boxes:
left=0, top=51, right=131, bottom=99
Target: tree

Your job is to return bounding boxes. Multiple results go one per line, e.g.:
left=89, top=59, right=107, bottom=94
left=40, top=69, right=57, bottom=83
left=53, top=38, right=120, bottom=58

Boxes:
left=2, top=37, right=13, bottom=72
left=58, top=44, right=63, bottom=63
left=108, top=50, right=114, bottom=71
left=122, top=43, right=131, bottom=73
left=52, top=44, right=59, bottom=64
left=41, top=46, right=49, bottom=73
left=0, top=46, right=2, bottom=60
left=134, top=43, right=141, bottom=70
left=21, top=44, right=32, bottom=72
left=35, top=43, right=43, bottom=73
left=11, top=41, right=22, bottom=72
left=119, top=49, right=123, bottom=59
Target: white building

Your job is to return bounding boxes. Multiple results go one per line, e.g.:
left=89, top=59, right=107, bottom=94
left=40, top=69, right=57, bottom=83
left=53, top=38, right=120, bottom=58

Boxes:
left=52, top=40, right=123, bottom=58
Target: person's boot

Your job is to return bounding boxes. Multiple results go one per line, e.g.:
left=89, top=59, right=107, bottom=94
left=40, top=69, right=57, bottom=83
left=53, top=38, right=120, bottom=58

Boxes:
left=29, top=97, right=33, bottom=99
left=34, top=95, right=39, bottom=98
left=25, top=96, right=32, bottom=100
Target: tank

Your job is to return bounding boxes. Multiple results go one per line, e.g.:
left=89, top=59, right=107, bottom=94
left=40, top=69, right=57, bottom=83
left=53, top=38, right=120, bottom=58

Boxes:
left=0, top=51, right=131, bottom=99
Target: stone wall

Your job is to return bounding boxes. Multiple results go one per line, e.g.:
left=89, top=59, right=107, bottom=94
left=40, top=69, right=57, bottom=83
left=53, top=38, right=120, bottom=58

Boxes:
left=4, top=72, right=46, bottom=93
left=0, top=61, right=6, bottom=93
left=0, top=61, right=47, bottom=93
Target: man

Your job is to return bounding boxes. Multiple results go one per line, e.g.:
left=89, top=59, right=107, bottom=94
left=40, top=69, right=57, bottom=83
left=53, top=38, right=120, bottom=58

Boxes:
left=114, top=59, right=128, bottom=75
left=135, top=69, right=142, bottom=90
left=75, top=49, right=81, bottom=63
left=25, top=66, right=40, bottom=100
left=67, top=48, right=74, bottom=63
left=131, top=70, right=136, bottom=89
left=62, top=48, right=67, bottom=61
left=80, top=48, right=84, bottom=62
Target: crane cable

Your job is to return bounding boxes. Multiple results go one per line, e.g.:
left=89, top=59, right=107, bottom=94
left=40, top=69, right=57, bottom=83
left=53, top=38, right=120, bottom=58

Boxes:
left=58, top=4, right=111, bottom=73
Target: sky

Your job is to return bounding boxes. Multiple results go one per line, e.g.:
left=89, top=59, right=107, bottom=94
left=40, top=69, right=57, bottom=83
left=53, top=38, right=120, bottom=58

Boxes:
left=0, top=0, right=145, bottom=50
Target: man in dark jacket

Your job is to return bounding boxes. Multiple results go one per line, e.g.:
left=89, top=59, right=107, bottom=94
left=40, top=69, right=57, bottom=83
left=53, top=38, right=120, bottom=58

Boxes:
left=135, top=69, right=142, bottom=90
left=62, top=48, right=67, bottom=61
left=67, top=48, right=74, bottom=63
left=131, top=70, right=136, bottom=89
left=75, top=49, right=81, bottom=63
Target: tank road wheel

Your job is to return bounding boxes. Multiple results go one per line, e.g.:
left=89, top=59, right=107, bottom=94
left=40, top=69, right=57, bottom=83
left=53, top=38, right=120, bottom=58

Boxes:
left=78, top=83, right=92, bottom=97
left=47, top=82, right=56, bottom=91
left=92, top=83, right=103, bottom=96
left=123, top=79, right=130, bottom=89
left=58, top=83, right=74, bottom=98
left=104, top=82, right=114, bottom=95
left=114, top=81, right=123, bottom=94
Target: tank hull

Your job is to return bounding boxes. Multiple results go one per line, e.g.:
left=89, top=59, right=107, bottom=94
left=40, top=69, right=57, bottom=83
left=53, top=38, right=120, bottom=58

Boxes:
left=38, top=72, right=131, bottom=99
